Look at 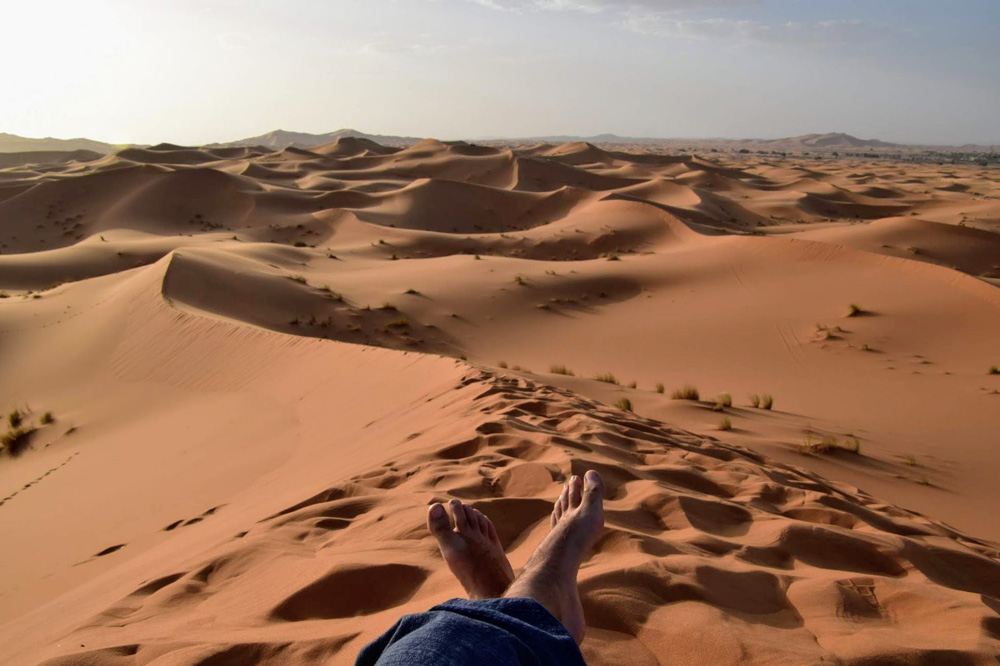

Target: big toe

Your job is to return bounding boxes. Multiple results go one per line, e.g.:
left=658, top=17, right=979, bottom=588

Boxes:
left=583, top=470, right=605, bottom=505
left=427, top=503, right=453, bottom=538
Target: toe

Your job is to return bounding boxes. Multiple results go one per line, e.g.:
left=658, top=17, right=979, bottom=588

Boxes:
left=552, top=498, right=564, bottom=526
left=450, top=499, right=470, bottom=533
left=473, top=508, right=490, bottom=536
left=568, top=475, right=583, bottom=507
left=559, top=482, right=570, bottom=512
left=427, top=503, right=453, bottom=538
left=583, top=469, right=605, bottom=505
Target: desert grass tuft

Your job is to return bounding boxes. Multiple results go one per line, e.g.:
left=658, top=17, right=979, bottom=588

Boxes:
left=716, top=393, right=732, bottom=408
left=594, top=373, right=619, bottom=385
left=498, top=361, right=508, bottom=369
left=550, top=364, right=575, bottom=376
left=655, top=382, right=665, bottom=394
left=8, top=409, right=23, bottom=429
left=761, top=394, right=774, bottom=410
left=671, top=385, right=699, bottom=401
left=1, top=426, right=36, bottom=456
left=848, top=303, right=864, bottom=317
left=718, top=416, right=732, bottom=431
left=990, top=365, right=999, bottom=375
left=40, top=411, right=54, bottom=425
left=615, top=398, right=633, bottom=411
left=749, top=394, right=761, bottom=408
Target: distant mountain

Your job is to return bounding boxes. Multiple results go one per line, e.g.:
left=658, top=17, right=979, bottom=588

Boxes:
left=0, top=132, right=116, bottom=154
left=750, top=133, right=901, bottom=150
left=209, top=129, right=423, bottom=150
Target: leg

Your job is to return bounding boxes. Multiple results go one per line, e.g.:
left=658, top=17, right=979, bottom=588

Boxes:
left=504, top=470, right=605, bottom=644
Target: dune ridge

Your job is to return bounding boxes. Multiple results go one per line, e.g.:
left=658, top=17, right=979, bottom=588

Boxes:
left=1, top=138, right=999, bottom=665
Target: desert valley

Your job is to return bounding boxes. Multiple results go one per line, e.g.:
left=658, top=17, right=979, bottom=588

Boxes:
left=0, top=131, right=999, bottom=665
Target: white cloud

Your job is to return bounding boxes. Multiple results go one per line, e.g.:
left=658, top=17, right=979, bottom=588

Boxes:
left=464, top=0, right=754, bottom=12
left=622, top=14, right=881, bottom=44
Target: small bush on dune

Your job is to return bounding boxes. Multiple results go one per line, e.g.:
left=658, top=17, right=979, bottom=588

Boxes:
left=761, top=394, right=774, bottom=410
left=655, top=382, right=665, bottom=394
left=2, top=426, right=35, bottom=456
left=749, top=394, right=760, bottom=408
left=550, top=364, right=575, bottom=376
left=990, top=365, right=999, bottom=375
left=799, top=435, right=861, bottom=455
left=848, top=303, right=864, bottom=317
left=594, top=373, right=619, bottom=385
left=718, top=416, right=732, bottom=431
left=40, top=412, right=54, bottom=425
left=717, top=393, right=732, bottom=408
left=8, top=409, right=23, bottom=428
left=671, top=385, right=700, bottom=401
left=627, top=380, right=637, bottom=389
left=615, top=398, right=633, bottom=411
left=498, top=361, right=508, bottom=369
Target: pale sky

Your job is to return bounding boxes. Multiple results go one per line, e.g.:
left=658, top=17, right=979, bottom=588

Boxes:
left=3, top=0, right=998, bottom=145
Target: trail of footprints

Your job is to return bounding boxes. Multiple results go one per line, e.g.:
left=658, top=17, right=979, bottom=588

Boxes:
left=42, top=370, right=1000, bottom=665
left=0, top=452, right=78, bottom=508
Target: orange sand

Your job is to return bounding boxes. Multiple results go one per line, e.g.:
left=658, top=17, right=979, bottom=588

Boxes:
left=1, top=139, right=998, bottom=665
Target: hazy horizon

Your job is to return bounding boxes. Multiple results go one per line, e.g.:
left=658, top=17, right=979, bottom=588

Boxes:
left=5, top=0, right=998, bottom=146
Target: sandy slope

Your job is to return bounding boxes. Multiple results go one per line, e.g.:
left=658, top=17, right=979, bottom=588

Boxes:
left=1, top=140, right=998, bottom=665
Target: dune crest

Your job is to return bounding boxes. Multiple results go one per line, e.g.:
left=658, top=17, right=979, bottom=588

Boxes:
left=1, top=138, right=999, bottom=665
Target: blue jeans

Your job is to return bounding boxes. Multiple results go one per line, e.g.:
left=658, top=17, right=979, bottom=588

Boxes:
left=356, top=598, right=587, bottom=665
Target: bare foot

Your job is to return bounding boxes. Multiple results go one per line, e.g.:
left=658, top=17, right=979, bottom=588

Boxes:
left=504, top=470, right=605, bottom=644
left=427, top=499, right=515, bottom=599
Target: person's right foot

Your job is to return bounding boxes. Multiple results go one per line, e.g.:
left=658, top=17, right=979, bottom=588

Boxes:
left=504, top=470, right=605, bottom=644
left=428, top=499, right=515, bottom=599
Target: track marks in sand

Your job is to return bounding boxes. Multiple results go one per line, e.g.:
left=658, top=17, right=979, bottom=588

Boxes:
left=47, top=369, right=1000, bottom=665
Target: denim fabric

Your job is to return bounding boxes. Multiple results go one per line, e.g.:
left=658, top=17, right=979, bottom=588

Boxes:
left=356, top=598, right=586, bottom=665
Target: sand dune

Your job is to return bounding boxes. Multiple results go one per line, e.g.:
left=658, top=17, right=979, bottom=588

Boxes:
left=1, top=139, right=999, bottom=665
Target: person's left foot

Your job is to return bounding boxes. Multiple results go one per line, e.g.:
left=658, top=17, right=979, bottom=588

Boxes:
left=427, top=499, right=515, bottom=599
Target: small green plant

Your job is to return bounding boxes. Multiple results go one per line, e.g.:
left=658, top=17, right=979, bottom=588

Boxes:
left=761, top=394, right=774, bottom=410
left=862, top=344, right=872, bottom=352
left=989, top=365, right=999, bottom=375
left=474, top=254, right=482, bottom=260
left=40, top=411, right=54, bottom=425
left=594, top=373, right=619, bottom=385
left=671, top=385, right=700, bottom=401
left=905, top=454, right=917, bottom=466
left=390, top=253, right=399, bottom=260
left=749, top=394, right=760, bottom=408
left=498, top=361, right=508, bottom=369
left=717, top=393, right=732, bottom=408
left=848, top=303, right=864, bottom=317
left=846, top=437, right=861, bottom=453
left=550, top=364, right=575, bottom=376
left=615, top=398, right=633, bottom=411
left=8, top=409, right=23, bottom=428
left=514, top=275, right=527, bottom=285
left=655, top=382, right=665, bottom=394
left=718, top=416, right=732, bottom=431
left=379, top=239, right=387, bottom=245
left=1, top=426, right=35, bottom=455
